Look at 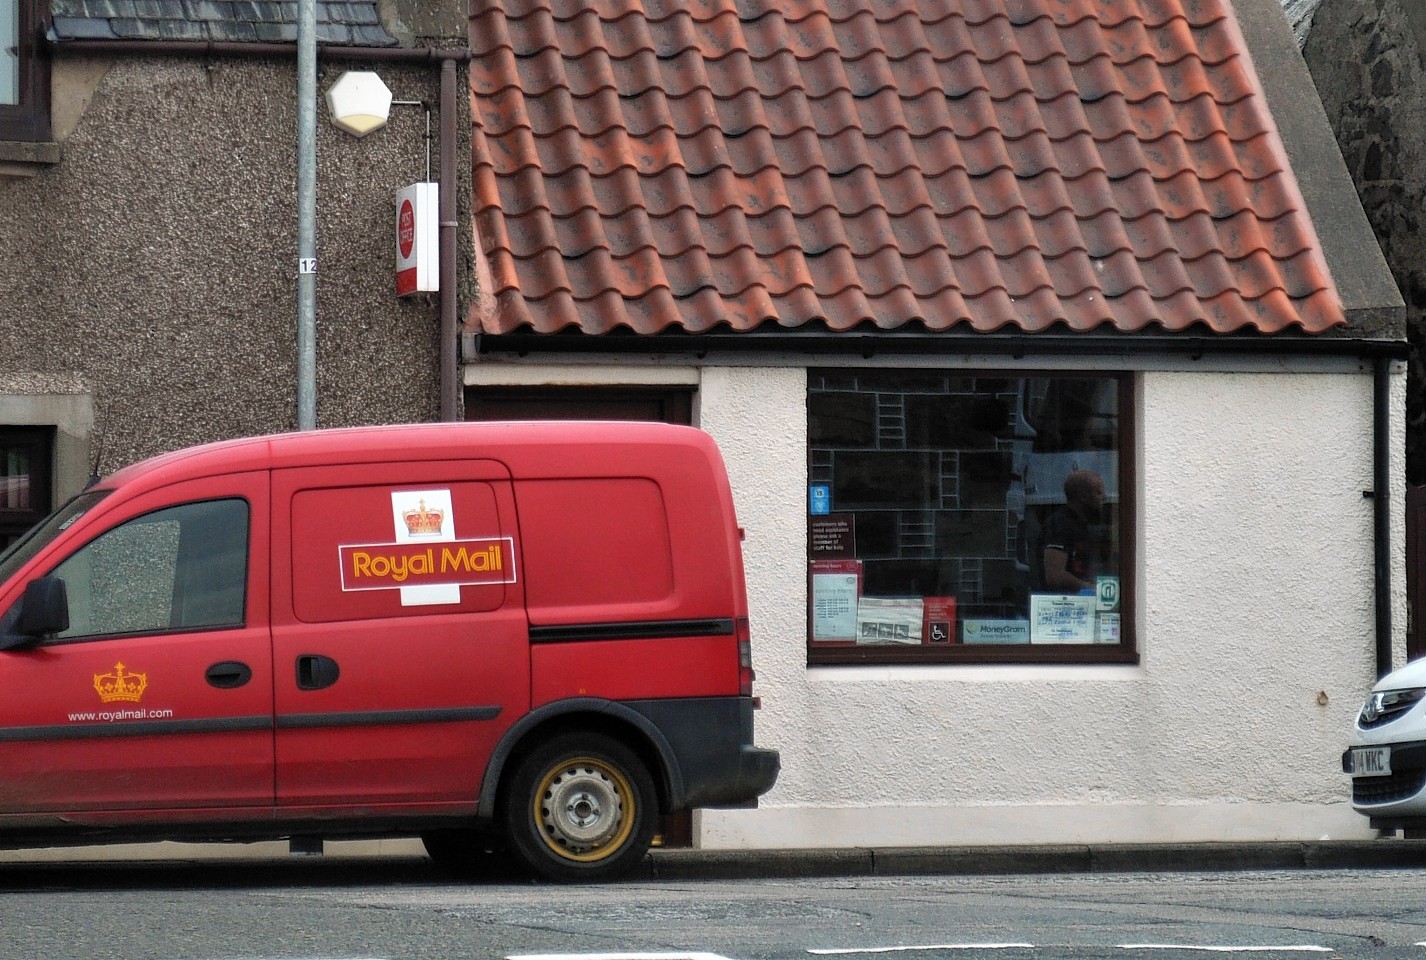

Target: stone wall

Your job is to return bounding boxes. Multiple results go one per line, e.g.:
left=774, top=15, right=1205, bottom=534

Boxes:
left=1300, top=0, right=1426, bottom=484
left=1284, top=0, right=1324, bottom=46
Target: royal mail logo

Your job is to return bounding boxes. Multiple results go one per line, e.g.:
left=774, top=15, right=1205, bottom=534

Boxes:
left=339, top=537, right=517, bottom=592
left=94, top=662, right=147, bottom=703
left=402, top=498, right=444, bottom=537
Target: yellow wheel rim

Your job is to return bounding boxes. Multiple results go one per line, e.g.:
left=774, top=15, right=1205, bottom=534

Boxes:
left=533, top=755, right=637, bottom=863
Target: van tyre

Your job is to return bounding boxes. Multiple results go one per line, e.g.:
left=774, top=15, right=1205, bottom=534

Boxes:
left=503, top=733, right=657, bottom=883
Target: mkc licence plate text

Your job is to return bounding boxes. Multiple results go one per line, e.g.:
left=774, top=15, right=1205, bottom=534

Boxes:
left=1349, top=746, right=1392, bottom=776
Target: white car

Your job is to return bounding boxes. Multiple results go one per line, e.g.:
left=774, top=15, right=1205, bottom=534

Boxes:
left=1344, top=658, right=1426, bottom=832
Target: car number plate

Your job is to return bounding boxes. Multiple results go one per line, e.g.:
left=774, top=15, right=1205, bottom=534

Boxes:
left=1349, top=746, right=1392, bottom=776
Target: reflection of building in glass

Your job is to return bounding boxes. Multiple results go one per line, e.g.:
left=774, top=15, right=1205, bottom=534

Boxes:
left=1011, top=378, right=1120, bottom=587
left=807, top=370, right=1124, bottom=652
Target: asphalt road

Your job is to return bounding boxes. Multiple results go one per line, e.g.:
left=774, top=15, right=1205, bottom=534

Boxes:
left=1, top=854, right=1424, bottom=960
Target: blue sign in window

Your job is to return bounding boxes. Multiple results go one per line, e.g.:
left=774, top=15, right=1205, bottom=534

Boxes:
left=809, top=484, right=831, bottom=516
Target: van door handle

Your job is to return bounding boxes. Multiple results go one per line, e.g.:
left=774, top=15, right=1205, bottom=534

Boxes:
left=206, top=661, right=252, bottom=689
left=295, top=654, right=340, bottom=691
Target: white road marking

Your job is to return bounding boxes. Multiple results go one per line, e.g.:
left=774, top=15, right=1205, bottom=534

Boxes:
left=807, top=945, right=1338, bottom=956
left=809, top=947, right=1035, bottom=955
left=1118, top=947, right=1333, bottom=953
left=511, top=954, right=738, bottom=960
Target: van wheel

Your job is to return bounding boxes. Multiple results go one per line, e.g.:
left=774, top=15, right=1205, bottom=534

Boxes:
left=503, top=733, right=657, bottom=883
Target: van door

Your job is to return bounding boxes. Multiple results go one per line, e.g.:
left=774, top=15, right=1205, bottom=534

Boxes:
left=270, top=461, right=527, bottom=812
left=0, top=475, right=274, bottom=817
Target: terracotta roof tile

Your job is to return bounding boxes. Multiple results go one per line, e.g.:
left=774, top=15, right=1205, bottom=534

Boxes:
left=468, top=0, right=1345, bottom=336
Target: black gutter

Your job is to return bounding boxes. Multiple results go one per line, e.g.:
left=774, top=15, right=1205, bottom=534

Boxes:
left=1376, top=357, right=1395, bottom=677
left=48, top=39, right=472, bottom=62
left=470, top=331, right=1411, bottom=360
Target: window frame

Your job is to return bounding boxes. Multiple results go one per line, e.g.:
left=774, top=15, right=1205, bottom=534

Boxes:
left=806, top=368, right=1137, bottom=667
left=45, top=497, right=252, bottom=645
left=0, top=425, right=53, bottom=548
left=0, top=0, right=51, bottom=143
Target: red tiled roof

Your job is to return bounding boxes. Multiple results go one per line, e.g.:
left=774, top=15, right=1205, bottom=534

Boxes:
left=466, top=0, right=1345, bottom=337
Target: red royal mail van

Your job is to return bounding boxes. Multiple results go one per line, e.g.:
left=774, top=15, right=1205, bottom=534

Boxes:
left=0, top=421, right=778, bottom=882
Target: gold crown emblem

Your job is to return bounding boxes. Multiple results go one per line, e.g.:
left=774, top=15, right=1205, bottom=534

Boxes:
left=94, top=662, right=147, bottom=703
left=402, top=498, right=444, bottom=536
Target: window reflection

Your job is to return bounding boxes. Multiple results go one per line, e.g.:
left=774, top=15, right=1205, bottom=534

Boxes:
left=807, top=370, right=1127, bottom=661
left=1, top=0, right=17, bottom=105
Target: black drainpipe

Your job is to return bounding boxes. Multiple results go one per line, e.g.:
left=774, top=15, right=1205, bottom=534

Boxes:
left=1375, top=357, right=1394, bottom=677
left=51, top=39, right=472, bottom=423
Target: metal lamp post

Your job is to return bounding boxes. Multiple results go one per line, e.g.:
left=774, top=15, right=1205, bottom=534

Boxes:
left=295, top=0, right=318, bottom=430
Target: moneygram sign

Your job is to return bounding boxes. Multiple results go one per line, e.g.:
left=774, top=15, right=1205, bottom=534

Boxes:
left=339, top=537, right=516, bottom=592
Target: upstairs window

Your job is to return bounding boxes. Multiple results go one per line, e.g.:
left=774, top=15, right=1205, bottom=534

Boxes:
left=807, top=369, right=1135, bottom=665
left=0, top=0, right=50, bottom=142
left=0, top=426, right=52, bottom=549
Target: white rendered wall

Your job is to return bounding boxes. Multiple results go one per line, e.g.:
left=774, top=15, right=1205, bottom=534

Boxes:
left=698, top=363, right=1403, bottom=849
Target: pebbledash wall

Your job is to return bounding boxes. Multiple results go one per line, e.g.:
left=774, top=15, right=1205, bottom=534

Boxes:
left=554, top=359, right=1403, bottom=849
left=0, top=9, right=472, bottom=484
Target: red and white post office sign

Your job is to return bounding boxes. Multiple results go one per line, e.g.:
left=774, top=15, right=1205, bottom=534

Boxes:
left=395, top=182, right=439, bottom=296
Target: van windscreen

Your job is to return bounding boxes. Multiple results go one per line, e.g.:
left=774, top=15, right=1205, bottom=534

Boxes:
left=0, top=490, right=109, bottom=583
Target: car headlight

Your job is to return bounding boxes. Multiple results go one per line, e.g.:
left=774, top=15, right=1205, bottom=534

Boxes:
left=1360, top=687, right=1426, bottom=727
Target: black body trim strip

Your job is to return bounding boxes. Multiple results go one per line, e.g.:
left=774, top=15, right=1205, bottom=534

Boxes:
left=0, top=716, right=272, bottom=742
left=0, top=706, right=501, bottom=742
left=529, top=618, right=735, bottom=644
left=276, top=706, right=501, bottom=730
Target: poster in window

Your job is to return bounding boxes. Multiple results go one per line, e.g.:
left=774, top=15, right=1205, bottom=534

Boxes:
left=809, top=513, right=856, bottom=559
left=856, top=596, right=924, bottom=645
left=1030, top=594, right=1097, bottom=644
left=810, top=559, right=861, bottom=642
left=1096, top=575, right=1120, bottom=612
left=963, top=619, right=1031, bottom=644
left=922, top=596, right=957, bottom=644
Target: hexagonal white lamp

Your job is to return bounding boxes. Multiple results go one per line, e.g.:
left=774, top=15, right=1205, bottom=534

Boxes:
left=326, top=70, right=393, bottom=137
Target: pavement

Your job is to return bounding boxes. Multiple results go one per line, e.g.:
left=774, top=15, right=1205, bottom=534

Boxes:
left=6, top=838, right=1426, bottom=880
left=640, top=839, right=1426, bottom=880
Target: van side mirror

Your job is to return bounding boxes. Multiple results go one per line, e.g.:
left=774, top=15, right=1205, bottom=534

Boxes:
left=0, top=577, right=69, bottom=650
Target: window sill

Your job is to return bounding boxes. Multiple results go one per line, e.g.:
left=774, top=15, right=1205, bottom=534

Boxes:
left=0, top=140, right=62, bottom=177
left=807, top=644, right=1139, bottom=667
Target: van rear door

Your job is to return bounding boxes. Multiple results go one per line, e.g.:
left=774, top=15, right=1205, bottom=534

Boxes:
left=270, top=461, right=527, bottom=812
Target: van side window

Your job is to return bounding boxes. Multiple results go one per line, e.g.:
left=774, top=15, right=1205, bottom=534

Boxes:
left=50, top=499, right=249, bottom=641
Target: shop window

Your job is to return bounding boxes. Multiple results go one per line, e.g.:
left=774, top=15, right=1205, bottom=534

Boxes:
left=807, top=370, right=1135, bottom=665
left=0, top=426, right=52, bottom=549
left=0, top=0, right=50, bottom=142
